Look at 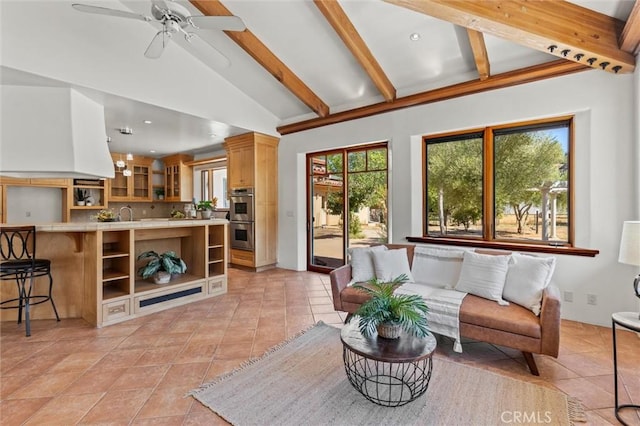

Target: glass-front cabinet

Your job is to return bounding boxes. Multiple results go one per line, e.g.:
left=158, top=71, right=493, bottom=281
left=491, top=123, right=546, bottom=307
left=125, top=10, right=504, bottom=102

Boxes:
left=162, top=153, right=193, bottom=202
left=109, top=153, right=154, bottom=202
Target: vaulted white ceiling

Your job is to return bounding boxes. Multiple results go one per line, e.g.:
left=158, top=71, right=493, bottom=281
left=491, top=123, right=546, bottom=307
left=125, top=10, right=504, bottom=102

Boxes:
left=1, top=0, right=638, bottom=157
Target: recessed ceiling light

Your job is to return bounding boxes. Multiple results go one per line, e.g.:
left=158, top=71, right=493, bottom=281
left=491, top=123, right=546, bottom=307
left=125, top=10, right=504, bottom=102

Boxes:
left=143, top=120, right=152, bottom=124
left=209, top=133, right=217, bottom=138
left=149, top=150, right=156, bottom=153
left=409, top=33, right=421, bottom=41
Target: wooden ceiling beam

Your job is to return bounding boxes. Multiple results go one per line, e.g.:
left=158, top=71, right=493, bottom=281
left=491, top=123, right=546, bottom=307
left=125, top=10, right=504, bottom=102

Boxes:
left=466, top=29, right=490, bottom=80
left=190, top=0, right=330, bottom=117
left=384, top=0, right=636, bottom=74
left=620, top=0, right=640, bottom=54
left=313, top=0, right=396, bottom=102
left=277, top=60, right=587, bottom=135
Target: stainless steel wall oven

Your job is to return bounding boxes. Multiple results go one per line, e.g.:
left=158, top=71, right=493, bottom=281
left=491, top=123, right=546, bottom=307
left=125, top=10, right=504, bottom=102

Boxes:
left=229, top=188, right=254, bottom=251
left=229, top=188, right=254, bottom=222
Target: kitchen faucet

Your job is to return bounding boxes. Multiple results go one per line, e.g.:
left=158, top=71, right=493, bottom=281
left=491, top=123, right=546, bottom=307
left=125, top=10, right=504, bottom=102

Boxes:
left=119, top=206, right=133, bottom=222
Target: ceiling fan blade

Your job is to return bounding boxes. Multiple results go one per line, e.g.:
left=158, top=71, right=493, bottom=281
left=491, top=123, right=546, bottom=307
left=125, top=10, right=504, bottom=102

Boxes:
left=145, top=30, right=172, bottom=59
left=150, top=0, right=170, bottom=10
left=72, top=3, right=150, bottom=22
left=184, top=33, right=230, bottom=68
left=188, top=15, right=246, bottom=32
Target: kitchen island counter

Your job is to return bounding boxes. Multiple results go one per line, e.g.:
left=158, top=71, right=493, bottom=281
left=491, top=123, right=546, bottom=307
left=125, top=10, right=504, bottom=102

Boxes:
left=2, top=220, right=228, bottom=327
left=36, top=218, right=228, bottom=232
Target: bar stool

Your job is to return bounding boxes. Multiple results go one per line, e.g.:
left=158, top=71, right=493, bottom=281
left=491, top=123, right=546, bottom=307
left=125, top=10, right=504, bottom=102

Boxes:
left=0, top=225, right=59, bottom=336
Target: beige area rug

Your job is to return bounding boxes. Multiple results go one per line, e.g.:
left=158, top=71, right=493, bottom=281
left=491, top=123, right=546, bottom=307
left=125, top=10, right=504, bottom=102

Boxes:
left=190, top=322, right=585, bottom=426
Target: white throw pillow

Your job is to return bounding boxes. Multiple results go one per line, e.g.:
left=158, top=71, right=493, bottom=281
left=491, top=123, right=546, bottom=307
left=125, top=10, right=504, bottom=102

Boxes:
left=349, top=245, right=388, bottom=283
left=503, top=253, right=556, bottom=316
left=411, top=246, right=465, bottom=288
left=371, top=248, right=415, bottom=283
left=455, top=251, right=510, bottom=305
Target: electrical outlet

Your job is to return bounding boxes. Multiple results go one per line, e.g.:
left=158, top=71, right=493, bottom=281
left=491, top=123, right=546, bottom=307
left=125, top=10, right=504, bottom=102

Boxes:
left=587, top=294, right=597, bottom=305
left=563, top=291, right=573, bottom=302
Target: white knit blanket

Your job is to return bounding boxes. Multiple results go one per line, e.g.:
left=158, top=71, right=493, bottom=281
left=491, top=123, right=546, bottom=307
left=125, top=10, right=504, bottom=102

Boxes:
left=395, top=283, right=467, bottom=353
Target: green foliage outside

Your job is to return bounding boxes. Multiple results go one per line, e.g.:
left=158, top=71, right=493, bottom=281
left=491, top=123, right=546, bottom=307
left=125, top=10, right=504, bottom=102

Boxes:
left=324, top=149, right=388, bottom=238
left=494, top=132, right=564, bottom=234
left=427, top=130, right=566, bottom=236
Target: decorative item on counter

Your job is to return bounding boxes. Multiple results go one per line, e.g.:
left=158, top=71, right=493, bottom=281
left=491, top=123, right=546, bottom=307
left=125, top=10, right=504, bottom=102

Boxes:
left=94, top=209, right=117, bottom=222
left=170, top=209, right=186, bottom=219
left=75, top=188, right=88, bottom=206
left=352, top=274, right=429, bottom=339
left=137, top=250, right=187, bottom=285
left=154, top=187, right=164, bottom=200
left=196, top=198, right=217, bottom=219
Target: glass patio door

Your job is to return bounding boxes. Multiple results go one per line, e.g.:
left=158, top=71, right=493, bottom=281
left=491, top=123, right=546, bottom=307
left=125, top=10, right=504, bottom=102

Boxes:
left=307, top=143, right=388, bottom=272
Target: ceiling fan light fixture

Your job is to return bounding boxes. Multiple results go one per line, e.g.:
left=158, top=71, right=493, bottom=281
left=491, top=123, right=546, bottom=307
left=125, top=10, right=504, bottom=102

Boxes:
left=409, top=33, right=421, bottom=41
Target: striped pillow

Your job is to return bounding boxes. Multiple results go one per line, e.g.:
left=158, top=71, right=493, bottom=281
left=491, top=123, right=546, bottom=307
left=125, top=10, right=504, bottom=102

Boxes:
left=454, top=251, right=510, bottom=305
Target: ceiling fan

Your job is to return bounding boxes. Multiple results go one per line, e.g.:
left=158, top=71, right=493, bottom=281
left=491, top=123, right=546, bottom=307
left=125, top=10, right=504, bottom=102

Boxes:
left=72, top=0, right=245, bottom=66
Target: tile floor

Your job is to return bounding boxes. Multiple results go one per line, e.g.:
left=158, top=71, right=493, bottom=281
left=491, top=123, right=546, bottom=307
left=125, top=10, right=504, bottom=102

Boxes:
left=1, top=267, right=639, bottom=425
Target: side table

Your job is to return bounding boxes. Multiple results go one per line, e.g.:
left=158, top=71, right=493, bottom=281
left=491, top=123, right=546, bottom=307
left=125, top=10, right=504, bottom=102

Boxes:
left=340, top=319, right=437, bottom=407
left=612, top=312, right=640, bottom=426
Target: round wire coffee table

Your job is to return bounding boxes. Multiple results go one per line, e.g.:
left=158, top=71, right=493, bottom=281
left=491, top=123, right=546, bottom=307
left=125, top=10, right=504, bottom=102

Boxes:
left=340, top=319, right=437, bottom=407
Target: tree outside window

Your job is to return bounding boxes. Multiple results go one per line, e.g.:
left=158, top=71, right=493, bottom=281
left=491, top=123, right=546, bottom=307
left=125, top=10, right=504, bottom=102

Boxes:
left=424, top=118, right=571, bottom=246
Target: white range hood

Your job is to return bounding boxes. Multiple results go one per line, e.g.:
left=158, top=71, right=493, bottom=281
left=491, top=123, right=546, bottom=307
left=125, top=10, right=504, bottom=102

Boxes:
left=1, top=86, right=115, bottom=179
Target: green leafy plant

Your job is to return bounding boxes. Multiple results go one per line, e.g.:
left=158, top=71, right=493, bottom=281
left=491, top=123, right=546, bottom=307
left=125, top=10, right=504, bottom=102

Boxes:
left=353, top=274, right=429, bottom=338
left=197, top=199, right=217, bottom=211
left=137, top=250, right=187, bottom=279
left=94, top=209, right=117, bottom=222
left=154, top=188, right=164, bottom=197
left=75, top=188, right=88, bottom=201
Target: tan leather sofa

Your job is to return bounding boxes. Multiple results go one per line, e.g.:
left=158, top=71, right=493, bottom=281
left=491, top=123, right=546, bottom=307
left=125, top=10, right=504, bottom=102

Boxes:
left=329, top=244, right=561, bottom=375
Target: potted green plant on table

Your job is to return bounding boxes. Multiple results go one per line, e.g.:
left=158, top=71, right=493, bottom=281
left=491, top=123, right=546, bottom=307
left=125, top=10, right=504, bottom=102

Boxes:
left=137, top=250, right=187, bottom=284
left=196, top=198, right=217, bottom=219
left=353, top=274, right=429, bottom=339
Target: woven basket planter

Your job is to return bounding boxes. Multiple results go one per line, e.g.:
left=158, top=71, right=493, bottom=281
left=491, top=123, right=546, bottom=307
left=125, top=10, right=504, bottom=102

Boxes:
left=377, top=322, right=402, bottom=339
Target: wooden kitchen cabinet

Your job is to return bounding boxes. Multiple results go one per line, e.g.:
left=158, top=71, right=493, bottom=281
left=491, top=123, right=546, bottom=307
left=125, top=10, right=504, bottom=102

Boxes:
left=163, top=153, right=193, bottom=202
left=0, top=177, right=71, bottom=186
left=77, top=223, right=227, bottom=327
left=109, top=154, right=154, bottom=202
left=0, top=185, right=4, bottom=223
left=226, top=138, right=255, bottom=189
left=224, top=132, right=279, bottom=270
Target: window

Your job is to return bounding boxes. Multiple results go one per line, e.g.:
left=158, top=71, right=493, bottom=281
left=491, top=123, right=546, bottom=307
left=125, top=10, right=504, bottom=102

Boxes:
left=421, top=116, right=591, bottom=254
left=200, top=167, right=228, bottom=208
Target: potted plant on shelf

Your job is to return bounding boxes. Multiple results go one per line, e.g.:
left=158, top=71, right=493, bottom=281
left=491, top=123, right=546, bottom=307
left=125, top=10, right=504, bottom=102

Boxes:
left=155, top=188, right=165, bottom=200
left=137, top=250, right=187, bottom=285
left=197, top=198, right=217, bottom=219
left=75, top=188, right=88, bottom=206
left=352, top=274, right=429, bottom=339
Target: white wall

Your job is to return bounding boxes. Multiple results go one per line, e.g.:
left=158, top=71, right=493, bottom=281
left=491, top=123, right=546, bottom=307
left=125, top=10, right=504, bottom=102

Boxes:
left=1, top=1, right=279, bottom=137
left=278, top=70, right=639, bottom=326
left=7, top=187, right=63, bottom=223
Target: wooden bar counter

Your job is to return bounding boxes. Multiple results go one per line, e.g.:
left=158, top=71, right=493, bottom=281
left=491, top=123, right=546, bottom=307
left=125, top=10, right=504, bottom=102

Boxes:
left=0, top=219, right=228, bottom=327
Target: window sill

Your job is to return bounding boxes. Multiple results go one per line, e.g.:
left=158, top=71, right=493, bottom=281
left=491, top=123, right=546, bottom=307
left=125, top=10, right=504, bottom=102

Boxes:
left=405, top=236, right=599, bottom=257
